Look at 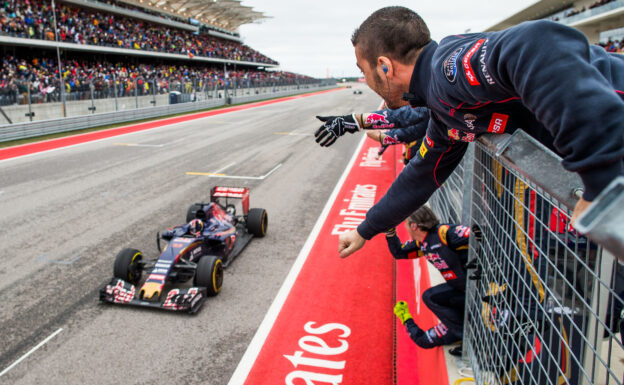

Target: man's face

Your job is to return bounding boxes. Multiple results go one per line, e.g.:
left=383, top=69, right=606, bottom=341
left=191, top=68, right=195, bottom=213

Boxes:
left=405, top=221, right=427, bottom=243
left=354, top=45, right=407, bottom=109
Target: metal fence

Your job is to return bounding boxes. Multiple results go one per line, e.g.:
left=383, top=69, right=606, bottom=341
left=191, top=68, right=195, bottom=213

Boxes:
left=0, top=77, right=326, bottom=124
left=428, top=130, right=624, bottom=385
left=0, top=82, right=336, bottom=143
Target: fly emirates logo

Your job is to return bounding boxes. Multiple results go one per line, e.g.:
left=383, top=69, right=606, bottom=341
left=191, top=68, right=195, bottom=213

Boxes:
left=331, top=184, right=377, bottom=235
left=359, top=147, right=386, bottom=167
left=284, top=322, right=351, bottom=385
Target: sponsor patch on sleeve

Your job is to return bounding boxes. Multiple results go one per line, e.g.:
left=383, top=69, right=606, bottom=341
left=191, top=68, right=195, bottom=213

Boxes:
left=442, top=47, right=463, bottom=83
left=442, top=270, right=457, bottom=280
left=438, top=225, right=449, bottom=245
left=455, top=225, right=471, bottom=238
left=488, top=113, right=509, bottom=133
left=419, top=141, right=428, bottom=158
left=463, top=39, right=485, bottom=86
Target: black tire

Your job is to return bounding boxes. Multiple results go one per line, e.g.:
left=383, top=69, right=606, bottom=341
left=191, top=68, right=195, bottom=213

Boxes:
left=247, top=208, right=267, bottom=237
left=194, top=255, right=223, bottom=296
left=113, top=248, right=143, bottom=285
left=186, top=203, right=202, bottom=223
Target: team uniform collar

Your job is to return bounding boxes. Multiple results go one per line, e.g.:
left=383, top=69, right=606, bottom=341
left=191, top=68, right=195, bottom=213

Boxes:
left=403, top=40, right=438, bottom=107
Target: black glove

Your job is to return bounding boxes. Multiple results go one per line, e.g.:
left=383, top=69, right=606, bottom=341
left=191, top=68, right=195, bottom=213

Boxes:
left=314, top=114, right=360, bottom=147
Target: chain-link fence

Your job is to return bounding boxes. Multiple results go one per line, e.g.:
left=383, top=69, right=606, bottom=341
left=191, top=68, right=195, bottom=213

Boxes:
left=428, top=130, right=624, bottom=385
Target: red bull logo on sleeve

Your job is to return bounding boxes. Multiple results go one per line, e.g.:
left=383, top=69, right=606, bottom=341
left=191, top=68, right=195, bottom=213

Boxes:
left=364, top=112, right=393, bottom=128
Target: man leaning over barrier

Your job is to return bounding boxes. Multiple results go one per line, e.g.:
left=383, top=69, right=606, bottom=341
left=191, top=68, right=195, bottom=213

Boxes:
left=315, top=105, right=429, bottom=163
left=318, top=6, right=624, bottom=259
left=388, top=206, right=469, bottom=354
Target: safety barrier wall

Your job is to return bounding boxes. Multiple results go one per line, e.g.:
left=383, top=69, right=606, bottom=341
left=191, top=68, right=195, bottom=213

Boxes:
left=427, top=130, right=624, bottom=385
left=0, top=83, right=336, bottom=143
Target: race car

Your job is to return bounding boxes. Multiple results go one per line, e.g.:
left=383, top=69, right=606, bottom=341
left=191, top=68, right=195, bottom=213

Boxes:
left=353, top=89, right=363, bottom=95
left=100, top=186, right=267, bottom=313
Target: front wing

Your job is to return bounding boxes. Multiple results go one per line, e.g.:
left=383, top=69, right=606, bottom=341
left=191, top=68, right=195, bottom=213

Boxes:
left=99, top=278, right=207, bottom=314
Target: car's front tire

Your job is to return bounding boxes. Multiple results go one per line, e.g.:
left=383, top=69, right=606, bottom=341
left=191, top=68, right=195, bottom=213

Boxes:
left=194, top=255, right=223, bottom=296
left=113, top=248, right=143, bottom=285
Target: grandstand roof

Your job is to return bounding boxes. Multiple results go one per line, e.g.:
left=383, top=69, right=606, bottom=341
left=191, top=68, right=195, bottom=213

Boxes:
left=118, top=0, right=268, bottom=32
left=486, top=0, right=575, bottom=31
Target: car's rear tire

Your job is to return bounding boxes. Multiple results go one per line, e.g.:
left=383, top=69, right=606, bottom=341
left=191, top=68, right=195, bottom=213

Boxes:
left=186, top=203, right=202, bottom=223
left=247, top=208, right=267, bottom=237
left=194, top=255, right=223, bottom=296
left=114, top=248, right=143, bottom=285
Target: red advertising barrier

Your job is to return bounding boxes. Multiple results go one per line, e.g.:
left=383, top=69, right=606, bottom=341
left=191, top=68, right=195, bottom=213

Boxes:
left=230, top=137, right=397, bottom=384
left=229, top=136, right=450, bottom=385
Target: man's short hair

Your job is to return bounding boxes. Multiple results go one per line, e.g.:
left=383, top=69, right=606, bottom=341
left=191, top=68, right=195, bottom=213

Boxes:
left=351, top=6, right=430, bottom=68
left=407, top=206, right=439, bottom=232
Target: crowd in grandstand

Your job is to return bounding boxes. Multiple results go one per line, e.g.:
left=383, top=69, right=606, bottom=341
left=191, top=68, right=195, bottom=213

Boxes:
left=600, top=39, right=624, bottom=53
left=556, top=0, right=616, bottom=18
left=0, top=54, right=312, bottom=105
left=0, top=0, right=276, bottom=64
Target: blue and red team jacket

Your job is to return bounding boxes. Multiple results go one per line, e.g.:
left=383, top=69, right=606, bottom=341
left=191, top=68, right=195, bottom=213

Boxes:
left=358, top=20, right=624, bottom=240
left=386, top=224, right=470, bottom=291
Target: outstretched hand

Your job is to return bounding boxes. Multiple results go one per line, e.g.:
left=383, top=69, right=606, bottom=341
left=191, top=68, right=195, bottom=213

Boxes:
left=314, top=115, right=360, bottom=147
left=338, top=229, right=366, bottom=258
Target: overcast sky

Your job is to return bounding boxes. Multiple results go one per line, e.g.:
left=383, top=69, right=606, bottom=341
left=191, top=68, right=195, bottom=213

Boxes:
left=239, top=1, right=537, bottom=78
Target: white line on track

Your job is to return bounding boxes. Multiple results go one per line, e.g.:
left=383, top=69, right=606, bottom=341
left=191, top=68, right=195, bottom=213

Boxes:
left=186, top=163, right=281, bottom=180
left=226, top=135, right=366, bottom=385
left=114, top=143, right=165, bottom=148
left=0, top=328, right=63, bottom=378
left=273, top=132, right=313, bottom=136
left=214, top=162, right=237, bottom=173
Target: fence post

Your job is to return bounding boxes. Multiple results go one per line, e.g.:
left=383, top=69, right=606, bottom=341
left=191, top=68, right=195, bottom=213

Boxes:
left=151, top=79, right=156, bottom=106
left=461, top=142, right=475, bottom=226
left=89, top=81, right=96, bottom=114
left=135, top=78, right=138, bottom=109
left=580, top=250, right=615, bottom=384
left=113, top=73, right=118, bottom=111
left=26, top=80, right=34, bottom=122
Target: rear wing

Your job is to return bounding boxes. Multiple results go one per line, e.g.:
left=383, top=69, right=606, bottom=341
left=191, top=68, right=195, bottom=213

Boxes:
left=211, top=186, right=250, bottom=214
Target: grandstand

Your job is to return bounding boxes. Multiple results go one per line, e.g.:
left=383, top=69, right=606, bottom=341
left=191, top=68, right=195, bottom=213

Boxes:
left=0, top=0, right=318, bottom=122
left=486, top=0, right=624, bottom=50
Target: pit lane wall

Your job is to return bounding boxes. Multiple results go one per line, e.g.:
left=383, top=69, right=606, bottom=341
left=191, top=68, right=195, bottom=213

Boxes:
left=427, top=130, right=624, bottom=385
left=0, top=83, right=337, bottom=143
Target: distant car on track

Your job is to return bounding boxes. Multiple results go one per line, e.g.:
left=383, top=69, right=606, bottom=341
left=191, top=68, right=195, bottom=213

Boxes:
left=353, top=89, right=363, bottom=94
left=100, top=186, right=268, bottom=313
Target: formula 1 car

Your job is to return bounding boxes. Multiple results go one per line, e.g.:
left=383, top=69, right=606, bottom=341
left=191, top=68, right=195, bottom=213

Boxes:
left=353, top=89, right=363, bottom=95
left=100, top=186, right=267, bottom=313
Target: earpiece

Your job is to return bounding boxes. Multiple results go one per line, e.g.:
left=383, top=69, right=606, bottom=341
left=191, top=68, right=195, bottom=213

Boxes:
left=382, top=64, right=388, bottom=74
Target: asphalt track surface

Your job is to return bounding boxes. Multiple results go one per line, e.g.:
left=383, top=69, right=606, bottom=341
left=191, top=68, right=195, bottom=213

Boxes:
left=0, top=85, right=380, bottom=384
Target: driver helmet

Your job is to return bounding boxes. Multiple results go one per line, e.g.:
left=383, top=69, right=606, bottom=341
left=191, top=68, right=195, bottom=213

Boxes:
left=188, top=219, right=204, bottom=237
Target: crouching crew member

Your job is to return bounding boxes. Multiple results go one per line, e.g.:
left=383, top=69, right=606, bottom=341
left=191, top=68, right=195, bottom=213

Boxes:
left=388, top=206, right=469, bottom=353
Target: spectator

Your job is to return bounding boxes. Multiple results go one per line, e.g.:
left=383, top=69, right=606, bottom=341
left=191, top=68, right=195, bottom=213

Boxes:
left=0, top=0, right=277, bottom=64
left=0, top=52, right=313, bottom=105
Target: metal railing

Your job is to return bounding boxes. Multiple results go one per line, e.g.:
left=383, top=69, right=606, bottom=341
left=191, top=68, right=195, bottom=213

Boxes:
left=0, top=81, right=336, bottom=143
left=428, top=130, right=624, bottom=385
